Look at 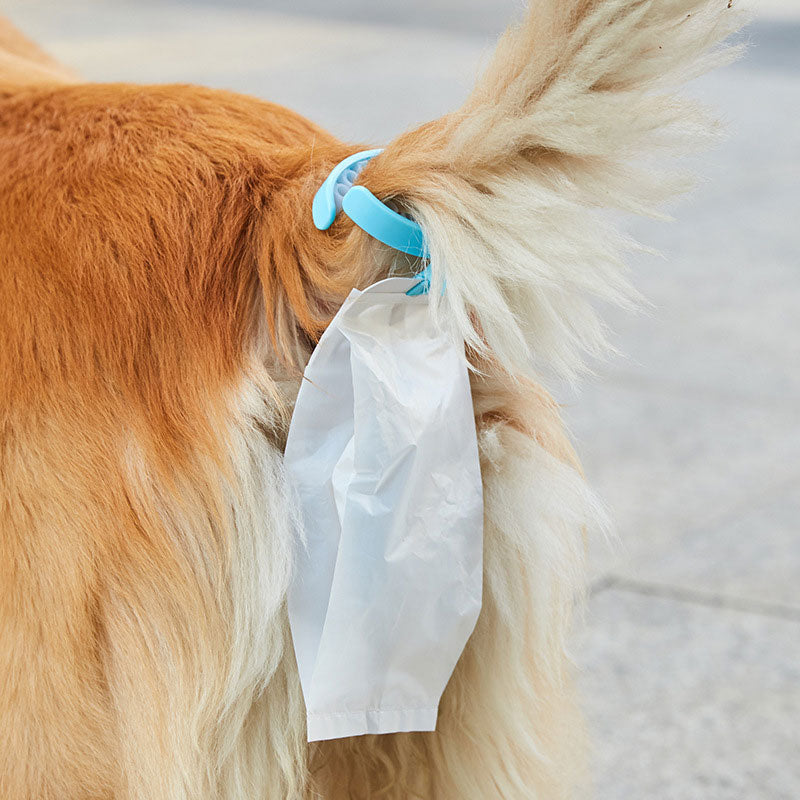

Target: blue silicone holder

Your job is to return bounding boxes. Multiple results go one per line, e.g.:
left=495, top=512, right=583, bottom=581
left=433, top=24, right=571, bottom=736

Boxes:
left=312, top=149, right=384, bottom=231
left=341, top=186, right=426, bottom=258
left=312, top=150, right=429, bottom=293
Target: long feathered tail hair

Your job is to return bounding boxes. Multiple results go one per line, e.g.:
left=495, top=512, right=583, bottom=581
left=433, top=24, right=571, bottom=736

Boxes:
left=361, top=0, right=746, bottom=378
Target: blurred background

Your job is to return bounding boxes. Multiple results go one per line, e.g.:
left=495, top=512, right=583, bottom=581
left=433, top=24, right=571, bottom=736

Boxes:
left=5, top=1, right=798, bottom=796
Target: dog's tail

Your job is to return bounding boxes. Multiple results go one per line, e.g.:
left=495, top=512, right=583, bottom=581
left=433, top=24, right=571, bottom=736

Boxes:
left=361, top=0, right=746, bottom=378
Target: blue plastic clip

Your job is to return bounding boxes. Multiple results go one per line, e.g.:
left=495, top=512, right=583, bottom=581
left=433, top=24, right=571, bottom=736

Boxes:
left=312, top=149, right=429, bottom=294
left=405, top=264, right=432, bottom=296
left=341, top=186, right=426, bottom=259
left=312, top=148, right=384, bottom=231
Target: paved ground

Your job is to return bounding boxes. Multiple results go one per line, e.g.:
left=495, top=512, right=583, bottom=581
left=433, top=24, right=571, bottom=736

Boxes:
left=7, top=1, right=799, bottom=796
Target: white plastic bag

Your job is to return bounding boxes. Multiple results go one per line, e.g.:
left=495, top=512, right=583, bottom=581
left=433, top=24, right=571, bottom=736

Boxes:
left=285, top=276, right=483, bottom=742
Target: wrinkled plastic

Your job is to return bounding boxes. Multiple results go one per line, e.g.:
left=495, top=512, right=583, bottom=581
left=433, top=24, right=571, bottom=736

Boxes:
left=285, top=277, right=483, bottom=742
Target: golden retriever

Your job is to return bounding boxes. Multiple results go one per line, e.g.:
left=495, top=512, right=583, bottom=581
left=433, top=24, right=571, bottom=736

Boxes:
left=0, top=2, right=743, bottom=797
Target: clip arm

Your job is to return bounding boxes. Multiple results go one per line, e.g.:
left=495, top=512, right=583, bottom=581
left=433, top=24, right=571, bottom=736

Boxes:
left=312, top=149, right=431, bottom=294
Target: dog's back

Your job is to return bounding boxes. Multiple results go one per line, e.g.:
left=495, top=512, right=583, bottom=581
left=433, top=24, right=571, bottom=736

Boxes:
left=0, top=5, right=744, bottom=798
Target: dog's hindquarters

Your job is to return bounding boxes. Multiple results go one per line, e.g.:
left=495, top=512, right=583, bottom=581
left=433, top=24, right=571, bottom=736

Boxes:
left=0, top=1, right=748, bottom=796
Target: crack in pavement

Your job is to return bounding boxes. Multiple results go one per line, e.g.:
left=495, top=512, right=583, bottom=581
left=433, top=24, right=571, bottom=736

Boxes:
left=590, top=574, right=800, bottom=622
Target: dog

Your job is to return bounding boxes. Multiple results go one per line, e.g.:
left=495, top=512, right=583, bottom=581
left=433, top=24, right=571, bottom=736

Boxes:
left=0, top=2, right=744, bottom=798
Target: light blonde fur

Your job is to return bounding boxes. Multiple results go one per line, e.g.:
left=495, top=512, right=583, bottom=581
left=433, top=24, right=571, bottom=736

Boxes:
left=364, top=0, right=745, bottom=378
left=0, top=1, right=745, bottom=798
